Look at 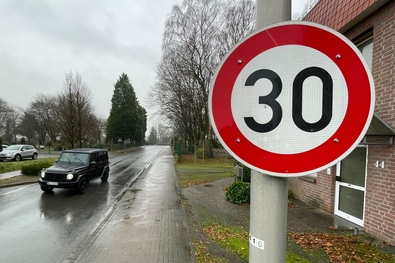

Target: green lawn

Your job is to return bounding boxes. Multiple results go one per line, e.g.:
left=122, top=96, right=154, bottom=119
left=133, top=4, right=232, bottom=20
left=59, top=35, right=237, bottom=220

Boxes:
left=175, top=155, right=234, bottom=188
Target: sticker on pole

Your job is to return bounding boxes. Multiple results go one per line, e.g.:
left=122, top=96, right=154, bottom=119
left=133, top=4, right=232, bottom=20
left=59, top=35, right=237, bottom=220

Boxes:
left=209, top=21, right=375, bottom=177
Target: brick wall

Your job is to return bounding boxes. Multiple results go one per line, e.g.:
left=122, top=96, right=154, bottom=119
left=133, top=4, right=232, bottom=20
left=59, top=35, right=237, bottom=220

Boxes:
left=304, top=0, right=380, bottom=31
left=289, top=1, right=395, bottom=245
left=289, top=168, right=336, bottom=212
left=344, top=1, right=395, bottom=245
left=365, top=145, right=395, bottom=245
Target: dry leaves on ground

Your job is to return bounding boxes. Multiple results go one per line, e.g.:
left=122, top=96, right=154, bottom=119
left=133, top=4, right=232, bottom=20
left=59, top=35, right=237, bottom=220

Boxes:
left=290, top=232, right=395, bottom=263
left=193, top=239, right=227, bottom=263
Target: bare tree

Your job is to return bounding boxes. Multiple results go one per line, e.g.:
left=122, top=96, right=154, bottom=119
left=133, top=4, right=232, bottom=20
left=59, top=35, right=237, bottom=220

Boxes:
left=0, top=98, right=13, bottom=138
left=4, top=104, right=23, bottom=143
left=82, top=114, right=103, bottom=146
left=95, top=117, right=107, bottom=144
left=293, top=0, right=320, bottom=20
left=148, top=126, right=158, bottom=145
left=216, top=0, right=256, bottom=58
left=149, top=0, right=255, bottom=151
left=28, top=94, right=59, bottom=145
left=18, top=111, right=38, bottom=144
left=157, top=124, right=172, bottom=145
left=57, top=71, right=95, bottom=149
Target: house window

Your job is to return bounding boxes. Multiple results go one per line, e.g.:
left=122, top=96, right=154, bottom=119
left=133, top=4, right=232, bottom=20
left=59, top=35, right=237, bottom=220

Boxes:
left=354, top=29, right=373, bottom=70
left=358, top=38, right=373, bottom=69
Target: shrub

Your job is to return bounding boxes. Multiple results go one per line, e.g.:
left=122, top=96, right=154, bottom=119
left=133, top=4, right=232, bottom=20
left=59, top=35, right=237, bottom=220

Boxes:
left=21, top=161, right=54, bottom=176
left=226, top=181, right=250, bottom=204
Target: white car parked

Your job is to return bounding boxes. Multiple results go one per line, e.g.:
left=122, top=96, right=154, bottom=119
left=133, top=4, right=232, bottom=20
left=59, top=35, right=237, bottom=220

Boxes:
left=0, top=145, right=38, bottom=161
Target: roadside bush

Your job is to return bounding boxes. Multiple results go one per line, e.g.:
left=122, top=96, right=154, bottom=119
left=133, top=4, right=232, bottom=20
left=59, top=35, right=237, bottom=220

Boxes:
left=21, top=161, right=54, bottom=176
left=56, top=146, right=63, bottom=151
left=226, top=181, right=250, bottom=204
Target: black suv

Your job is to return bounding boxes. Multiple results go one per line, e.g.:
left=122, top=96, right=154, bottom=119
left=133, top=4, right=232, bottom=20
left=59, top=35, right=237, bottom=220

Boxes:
left=39, top=148, right=110, bottom=194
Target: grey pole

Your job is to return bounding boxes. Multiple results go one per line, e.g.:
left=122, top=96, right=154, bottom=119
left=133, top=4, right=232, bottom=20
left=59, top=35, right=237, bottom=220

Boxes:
left=249, top=1, right=291, bottom=262
left=256, top=0, right=291, bottom=28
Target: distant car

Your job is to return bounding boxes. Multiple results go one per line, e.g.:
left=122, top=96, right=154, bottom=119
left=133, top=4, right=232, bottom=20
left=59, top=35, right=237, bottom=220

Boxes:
left=1, top=145, right=8, bottom=151
left=39, top=148, right=110, bottom=194
left=0, top=144, right=38, bottom=161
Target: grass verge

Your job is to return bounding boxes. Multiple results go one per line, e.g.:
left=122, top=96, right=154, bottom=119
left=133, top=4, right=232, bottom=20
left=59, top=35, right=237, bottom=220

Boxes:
left=176, top=155, right=234, bottom=188
left=0, top=158, right=58, bottom=187
left=0, top=175, right=40, bottom=186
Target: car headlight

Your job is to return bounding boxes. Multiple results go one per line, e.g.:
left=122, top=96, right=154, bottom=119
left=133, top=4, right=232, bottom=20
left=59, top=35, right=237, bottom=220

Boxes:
left=6, top=152, right=13, bottom=157
left=66, top=173, right=74, bottom=180
left=41, top=171, right=46, bottom=178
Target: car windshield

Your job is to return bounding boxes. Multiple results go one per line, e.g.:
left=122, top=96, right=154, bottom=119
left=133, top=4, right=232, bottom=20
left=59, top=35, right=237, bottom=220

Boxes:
left=59, top=152, right=89, bottom=164
left=6, top=145, right=20, bottom=150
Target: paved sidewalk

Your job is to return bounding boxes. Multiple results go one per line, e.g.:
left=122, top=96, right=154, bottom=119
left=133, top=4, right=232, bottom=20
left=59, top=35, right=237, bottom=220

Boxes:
left=0, top=170, right=21, bottom=180
left=71, top=147, right=195, bottom=263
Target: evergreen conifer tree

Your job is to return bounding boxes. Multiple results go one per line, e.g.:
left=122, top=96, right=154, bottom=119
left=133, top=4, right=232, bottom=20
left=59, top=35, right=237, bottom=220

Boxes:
left=107, top=73, right=147, bottom=144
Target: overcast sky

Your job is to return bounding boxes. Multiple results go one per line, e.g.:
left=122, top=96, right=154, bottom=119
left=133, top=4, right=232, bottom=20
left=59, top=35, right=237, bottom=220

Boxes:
left=0, top=0, right=308, bottom=131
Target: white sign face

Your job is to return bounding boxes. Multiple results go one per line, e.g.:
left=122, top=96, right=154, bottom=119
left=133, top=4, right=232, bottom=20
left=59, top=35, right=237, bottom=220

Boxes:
left=231, top=45, right=348, bottom=154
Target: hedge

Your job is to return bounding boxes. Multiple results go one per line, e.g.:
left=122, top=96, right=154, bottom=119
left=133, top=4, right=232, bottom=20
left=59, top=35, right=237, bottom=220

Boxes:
left=21, top=161, right=54, bottom=176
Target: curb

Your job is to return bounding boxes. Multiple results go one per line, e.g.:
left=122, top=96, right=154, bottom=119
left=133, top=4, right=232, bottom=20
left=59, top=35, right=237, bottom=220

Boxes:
left=0, top=180, right=38, bottom=189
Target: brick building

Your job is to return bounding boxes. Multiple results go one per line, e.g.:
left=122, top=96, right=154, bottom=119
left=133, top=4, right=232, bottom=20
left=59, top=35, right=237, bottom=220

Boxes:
left=288, top=0, right=395, bottom=245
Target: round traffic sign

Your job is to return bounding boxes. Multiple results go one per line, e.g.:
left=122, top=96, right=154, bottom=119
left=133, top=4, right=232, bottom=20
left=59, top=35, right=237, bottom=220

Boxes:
left=209, top=21, right=375, bottom=177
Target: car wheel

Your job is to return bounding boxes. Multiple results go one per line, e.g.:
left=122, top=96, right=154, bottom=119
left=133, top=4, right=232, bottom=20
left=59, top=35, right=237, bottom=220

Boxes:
left=76, top=177, right=88, bottom=194
left=14, top=154, right=21, bottom=161
left=101, top=169, right=109, bottom=182
left=32, top=153, right=38, bottom=160
left=41, top=186, right=53, bottom=192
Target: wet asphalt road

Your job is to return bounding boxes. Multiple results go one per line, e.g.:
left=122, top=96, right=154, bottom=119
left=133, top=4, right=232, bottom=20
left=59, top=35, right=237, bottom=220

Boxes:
left=0, top=146, right=165, bottom=263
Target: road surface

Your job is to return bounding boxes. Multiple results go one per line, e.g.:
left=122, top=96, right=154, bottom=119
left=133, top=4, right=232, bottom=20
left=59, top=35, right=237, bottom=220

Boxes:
left=0, top=146, right=165, bottom=263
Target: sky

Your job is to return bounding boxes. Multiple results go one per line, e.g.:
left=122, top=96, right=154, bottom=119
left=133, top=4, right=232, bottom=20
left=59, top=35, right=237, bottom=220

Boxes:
left=0, top=0, right=308, bottom=131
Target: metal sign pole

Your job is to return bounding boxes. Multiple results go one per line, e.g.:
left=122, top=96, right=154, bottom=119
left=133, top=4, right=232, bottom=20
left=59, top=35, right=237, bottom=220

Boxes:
left=249, top=1, right=291, bottom=262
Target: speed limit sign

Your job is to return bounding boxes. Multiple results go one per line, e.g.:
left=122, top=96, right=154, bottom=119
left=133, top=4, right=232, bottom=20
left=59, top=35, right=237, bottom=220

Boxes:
left=209, top=21, right=375, bottom=177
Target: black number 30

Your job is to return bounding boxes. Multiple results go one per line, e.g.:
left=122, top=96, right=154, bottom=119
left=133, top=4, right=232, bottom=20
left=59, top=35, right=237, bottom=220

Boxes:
left=244, top=67, right=333, bottom=133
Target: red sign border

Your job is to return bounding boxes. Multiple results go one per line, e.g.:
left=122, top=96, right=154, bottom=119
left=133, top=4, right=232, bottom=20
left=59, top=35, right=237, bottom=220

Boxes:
left=209, top=21, right=375, bottom=177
